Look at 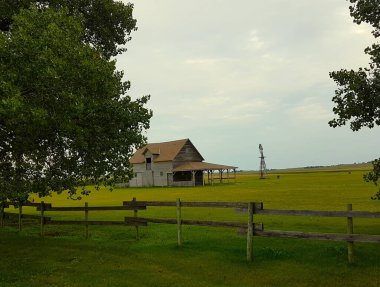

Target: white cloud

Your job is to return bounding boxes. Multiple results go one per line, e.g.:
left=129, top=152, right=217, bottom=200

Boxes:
left=118, top=0, right=380, bottom=169
left=184, top=58, right=237, bottom=65
left=351, top=24, right=372, bottom=35
left=289, top=98, right=333, bottom=121
left=162, top=96, right=271, bottom=124
left=247, top=30, right=264, bottom=50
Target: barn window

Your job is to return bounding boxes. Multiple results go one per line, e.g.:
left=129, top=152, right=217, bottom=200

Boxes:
left=160, top=171, right=163, bottom=176
left=146, top=157, right=152, bottom=170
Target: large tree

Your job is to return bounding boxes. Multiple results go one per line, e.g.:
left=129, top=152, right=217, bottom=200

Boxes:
left=0, top=2, right=152, bottom=203
left=0, top=0, right=136, bottom=59
left=329, top=0, right=380, bottom=199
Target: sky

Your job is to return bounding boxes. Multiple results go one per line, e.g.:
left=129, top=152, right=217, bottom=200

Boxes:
left=117, top=0, right=380, bottom=170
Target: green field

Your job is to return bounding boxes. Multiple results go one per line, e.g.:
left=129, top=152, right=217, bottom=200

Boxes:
left=1, top=168, right=380, bottom=287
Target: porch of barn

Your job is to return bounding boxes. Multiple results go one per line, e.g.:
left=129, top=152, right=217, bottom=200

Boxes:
left=171, top=162, right=237, bottom=187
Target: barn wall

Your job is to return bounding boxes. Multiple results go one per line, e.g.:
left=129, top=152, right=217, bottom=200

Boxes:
left=173, top=141, right=203, bottom=167
left=129, top=163, right=145, bottom=187
left=130, top=162, right=173, bottom=187
left=151, top=162, right=173, bottom=187
left=133, top=163, right=146, bottom=173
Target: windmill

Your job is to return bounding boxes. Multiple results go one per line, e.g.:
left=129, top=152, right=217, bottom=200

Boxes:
left=259, top=144, right=267, bottom=179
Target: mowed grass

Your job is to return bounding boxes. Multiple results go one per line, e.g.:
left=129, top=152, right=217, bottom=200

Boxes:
left=1, top=168, right=380, bottom=287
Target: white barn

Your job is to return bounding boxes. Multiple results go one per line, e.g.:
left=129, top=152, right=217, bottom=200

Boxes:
left=129, top=139, right=237, bottom=187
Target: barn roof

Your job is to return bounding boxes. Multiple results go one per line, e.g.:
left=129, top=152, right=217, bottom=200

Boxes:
left=129, top=139, right=204, bottom=164
left=173, top=162, right=237, bottom=172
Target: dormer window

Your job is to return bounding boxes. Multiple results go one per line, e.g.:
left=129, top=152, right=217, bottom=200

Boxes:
left=146, top=157, right=152, bottom=170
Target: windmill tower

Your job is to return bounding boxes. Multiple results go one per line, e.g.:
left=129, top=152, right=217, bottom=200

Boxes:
left=259, top=144, right=267, bottom=179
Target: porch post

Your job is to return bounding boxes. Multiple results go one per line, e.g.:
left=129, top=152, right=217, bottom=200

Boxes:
left=172, top=172, right=176, bottom=187
left=191, top=170, right=196, bottom=187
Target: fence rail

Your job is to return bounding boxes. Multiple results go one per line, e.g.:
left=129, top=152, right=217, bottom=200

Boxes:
left=38, top=205, right=146, bottom=211
left=45, top=220, right=143, bottom=226
left=1, top=199, right=379, bottom=263
left=3, top=212, right=51, bottom=221
left=123, top=201, right=263, bottom=209
left=256, top=209, right=380, bottom=218
left=124, top=216, right=264, bottom=230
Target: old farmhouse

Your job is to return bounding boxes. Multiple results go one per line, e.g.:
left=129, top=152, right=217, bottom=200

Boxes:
left=129, top=139, right=237, bottom=187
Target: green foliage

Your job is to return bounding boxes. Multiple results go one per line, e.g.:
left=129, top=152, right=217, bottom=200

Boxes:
left=329, top=0, right=380, bottom=131
left=348, top=0, right=380, bottom=38
left=329, top=0, right=380, bottom=199
left=0, top=5, right=152, bottom=202
left=364, top=159, right=380, bottom=199
left=0, top=0, right=136, bottom=58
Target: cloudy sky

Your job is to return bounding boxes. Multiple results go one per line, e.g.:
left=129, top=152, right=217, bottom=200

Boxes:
left=117, top=0, right=380, bottom=170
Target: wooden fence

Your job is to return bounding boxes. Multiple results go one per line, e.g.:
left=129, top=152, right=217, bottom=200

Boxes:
left=1, top=199, right=380, bottom=263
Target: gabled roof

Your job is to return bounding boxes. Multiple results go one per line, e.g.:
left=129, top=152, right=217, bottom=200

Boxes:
left=129, top=139, right=203, bottom=164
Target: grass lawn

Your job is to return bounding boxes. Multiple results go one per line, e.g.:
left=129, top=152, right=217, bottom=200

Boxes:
left=1, top=168, right=380, bottom=287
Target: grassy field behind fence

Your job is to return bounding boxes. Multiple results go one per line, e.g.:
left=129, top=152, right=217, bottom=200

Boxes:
left=1, top=167, right=380, bottom=287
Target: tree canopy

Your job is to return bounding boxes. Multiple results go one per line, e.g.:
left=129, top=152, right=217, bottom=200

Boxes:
left=0, top=2, right=152, bottom=203
left=329, top=0, right=380, bottom=199
left=0, top=0, right=136, bottom=58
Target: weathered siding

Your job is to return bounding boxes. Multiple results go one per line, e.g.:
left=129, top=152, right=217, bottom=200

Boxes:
left=151, top=161, right=173, bottom=187
left=133, top=163, right=146, bottom=173
left=173, top=141, right=203, bottom=167
left=129, top=172, right=142, bottom=187
left=129, top=163, right=144, bottom=187
left=129, top=162, right=173, bottom=187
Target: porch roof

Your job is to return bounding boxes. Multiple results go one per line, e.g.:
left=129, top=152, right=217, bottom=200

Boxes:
left=173, top=162, right=237, bottom=172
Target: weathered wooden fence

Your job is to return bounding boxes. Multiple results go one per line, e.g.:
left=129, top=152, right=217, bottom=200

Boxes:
left=1, top=199, right=380, bottom=263
left=255, top=203, right=380, bottom=263
left=0, top=201, right=45, bottom=231
left=122, top=199, right=264, bottom=261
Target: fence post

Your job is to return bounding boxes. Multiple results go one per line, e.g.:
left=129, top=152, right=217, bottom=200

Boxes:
left=347, top=203, right=354, bottom=264
left=40, top=201, right=45, bottom=238
left=85, top=202, right=89, bottom=239
left=18, top=204, right=22, bottom=232
left=177, top=198, right=182, bottom=246
left=133, top=197, right=139, bottom=240
left=247, top=202, right=254, bottom=262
